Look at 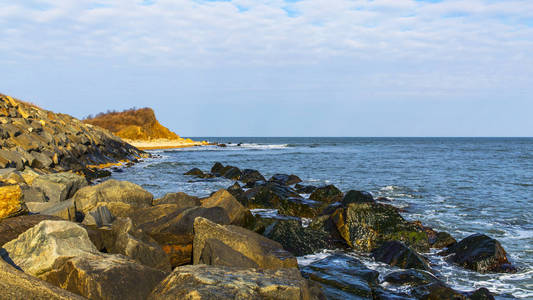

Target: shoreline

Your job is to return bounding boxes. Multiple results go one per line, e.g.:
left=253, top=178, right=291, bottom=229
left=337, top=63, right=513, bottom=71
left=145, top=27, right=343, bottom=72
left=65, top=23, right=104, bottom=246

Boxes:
left=124, top=139, right=212, bottom=150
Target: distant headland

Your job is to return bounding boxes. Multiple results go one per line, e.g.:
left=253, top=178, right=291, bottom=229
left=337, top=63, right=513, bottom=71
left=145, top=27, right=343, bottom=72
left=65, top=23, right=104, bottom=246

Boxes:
left=83, top=108, right=209, bottom=150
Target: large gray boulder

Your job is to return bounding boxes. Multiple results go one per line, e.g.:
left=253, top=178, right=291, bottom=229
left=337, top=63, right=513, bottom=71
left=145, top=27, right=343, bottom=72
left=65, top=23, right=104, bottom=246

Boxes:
left=31, top=172, right=87, bottom=203
left=2, top=220, right=99, bottom=276
left=148, top=264, right=322, bottom=300
left=73, top=179, right=153, bottom=215
left=193, top=217, right=298, bottom=269
left=26, top=198, right=77, bottom=221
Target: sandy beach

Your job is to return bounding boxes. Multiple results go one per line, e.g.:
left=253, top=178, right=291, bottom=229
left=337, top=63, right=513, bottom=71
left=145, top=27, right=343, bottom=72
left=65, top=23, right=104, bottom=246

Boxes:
left=125, top=139, right=211, bottom=150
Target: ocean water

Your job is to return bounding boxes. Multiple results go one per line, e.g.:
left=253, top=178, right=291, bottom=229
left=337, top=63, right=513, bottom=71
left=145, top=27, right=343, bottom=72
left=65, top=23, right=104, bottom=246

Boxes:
left=110, top=137, right=533, bottom=298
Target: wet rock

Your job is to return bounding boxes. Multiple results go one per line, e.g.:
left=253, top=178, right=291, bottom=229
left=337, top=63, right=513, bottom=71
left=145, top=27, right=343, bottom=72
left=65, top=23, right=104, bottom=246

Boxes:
left=0, top=258, right=85, bottom=300
left=184, top=167, right=204, bottom=176
left=441, top=233, right=516, bottom=273
left=193, top=217, right=298, bottom=269
left=243, top=182, right=322, bottom=218
left=301, top=253, right=379, bottom=299
left=269, top=173, right=302, bottom=186
left=331, top=202, right=429, bottom=252
left=295, top=184, right=317, bottom=194
left=432, top=231, right=457, bottom=249
left=201, top=189, right=253, bottom=226
left=222, top=166, right=242, bottom=180
left=74, top=179, right=153, bottom=215
left=148, top=264, right=320, bottom=300
left=152, top=191, right=200, bottom=207
left=239, top=168, right=266, bottom=184
left=31, top=172, right=87, bottom=203
left=140, top=206, right=230, bottom=267
left=80, top=167, right=112, bottom=182
left=342, top=190, right=374, bottom=205
left=263, top=219, right=340, bottom=256
left=371, top=241, right=431, bottom=271
left=2, top=220, right=100, bottom=276
left=0, top=214, right=62, bottom=246
left=309, top=184, right=343, bottom=203
left=466, top=288, right=495, bottom=300
left=0, top=185, right=27, bottom=219
left=383, top=269, right=440, bottom=286
left=210, top=162, right=225, bottom=174
left=41, top=254, right=167, bottom=300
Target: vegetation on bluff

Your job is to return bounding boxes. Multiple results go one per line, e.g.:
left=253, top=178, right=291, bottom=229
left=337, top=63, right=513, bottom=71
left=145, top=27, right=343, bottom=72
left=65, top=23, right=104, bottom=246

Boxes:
left=83, top=108, right=180, bottom=141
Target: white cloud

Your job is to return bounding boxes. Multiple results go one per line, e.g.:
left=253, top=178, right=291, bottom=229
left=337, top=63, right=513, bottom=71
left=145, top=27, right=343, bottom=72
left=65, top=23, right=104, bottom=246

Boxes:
left=0, top=0, right=532, bottom=99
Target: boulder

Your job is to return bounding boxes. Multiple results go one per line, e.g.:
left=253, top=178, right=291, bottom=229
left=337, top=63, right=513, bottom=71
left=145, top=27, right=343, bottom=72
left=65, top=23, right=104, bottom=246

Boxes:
left=383, top=269, right=440, bottom=287
left=201, top=189, right=252, bottom=226
left=193, top=217, right=298, bottom=269
left=239, top=169, right=265, bottom=184
left=94, top=217, right=171, bottom=272
left=222, top=166, right=242, bottom=180
left=441, top=233, right=516, bottom=273
left=331, top=202, right=429, bottom=252
left=0, top=149, right=25, bottom=170
left=30, top=151, right=54, bottom=169
left=263, top=219, right=340, bottom=256
left=140, top=206, right=230, bottom=267
left=129, top=204, right=182, bottom=226
left=73, top=179, right=153, bottom=215
left=0, top=169, right=26, bottom=185
left=27, top=198, right=77, bottom=221
left=0, top=259, right=86, bottom=300
left=301, top=253, right=379, bottom=299
left=295, top=184, right=317, bottom=194
left=21, top=185, right=47, bottom=202
left=243, top=182, right=322, bottom=218
left=269, top=174, right=302, bottom=186
left=148, top=264, right=320, bottom=300
left=152, top=191, right=200, bottom=207
left=82, top=205, right=115, bottom=227
left=40, top=254, right=167, bottom=300
left=2, top=220, right=99, bottom=276
left=342, top=190, right=374, bottom=205
left=309, top=184, right=343, bottom=203
left=0, top=185, right=27, bottom=219
left=31, top=172, right=87, bottom=203
left=184, top=167, right=204, bottom=176
left=371, top=241, right=431, bottom=271
left=0, top=214, right=62, bottom=246
left=210, top=162, right=225, bottom=175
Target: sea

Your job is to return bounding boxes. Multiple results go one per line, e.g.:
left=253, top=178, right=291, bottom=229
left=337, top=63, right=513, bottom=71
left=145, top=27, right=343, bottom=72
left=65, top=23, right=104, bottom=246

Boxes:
left=109, top=137, right=533, bottom=299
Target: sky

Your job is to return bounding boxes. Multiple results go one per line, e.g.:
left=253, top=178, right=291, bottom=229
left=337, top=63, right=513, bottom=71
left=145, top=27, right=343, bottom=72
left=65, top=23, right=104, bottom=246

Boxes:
left=1, top=0, right=532, bottom=137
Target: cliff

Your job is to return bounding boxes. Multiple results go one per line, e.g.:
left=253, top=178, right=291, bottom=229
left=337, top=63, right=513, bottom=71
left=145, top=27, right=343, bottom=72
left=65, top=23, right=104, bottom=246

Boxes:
left=0, top=93, right=146, bottom=174
left=83, top=108, right=208, bottom=149
left=83, top=108, right=180, bottom=141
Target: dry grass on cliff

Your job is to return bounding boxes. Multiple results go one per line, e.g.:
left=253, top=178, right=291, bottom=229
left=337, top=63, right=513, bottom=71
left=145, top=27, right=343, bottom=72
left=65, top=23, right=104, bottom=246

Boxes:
left=83, top=107, right=180, bottom=141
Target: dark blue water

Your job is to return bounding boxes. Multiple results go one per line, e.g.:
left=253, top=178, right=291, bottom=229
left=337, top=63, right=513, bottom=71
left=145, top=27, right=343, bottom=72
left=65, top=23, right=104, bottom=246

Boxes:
left=111, top=137, right=533, bottom=298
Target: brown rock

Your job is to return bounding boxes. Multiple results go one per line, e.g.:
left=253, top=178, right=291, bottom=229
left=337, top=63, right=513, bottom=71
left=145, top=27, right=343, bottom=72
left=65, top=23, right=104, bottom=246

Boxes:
left=148, top=264, right=319, bottom=300
left=0, top=214, right=62, bottom=246
left=201, top=189, right=252, bottom=226
left=153, top=192, right=200, bottom=207
left=140, top=206, right=230, bottom=267
left=41, top=254, right=167, bottom=300
left=0, top=259, right=86, bottom=300
left=193, top=217, right=298, bottom=269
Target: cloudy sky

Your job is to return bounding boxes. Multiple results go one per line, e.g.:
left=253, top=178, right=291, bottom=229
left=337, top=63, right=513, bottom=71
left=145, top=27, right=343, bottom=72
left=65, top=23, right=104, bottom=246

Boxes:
left=1, top=0, right=532, bottom=136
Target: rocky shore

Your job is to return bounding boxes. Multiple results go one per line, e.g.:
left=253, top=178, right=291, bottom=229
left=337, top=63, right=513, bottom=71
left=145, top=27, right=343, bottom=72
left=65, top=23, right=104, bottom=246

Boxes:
left=0, top=94, right=519, bottom=299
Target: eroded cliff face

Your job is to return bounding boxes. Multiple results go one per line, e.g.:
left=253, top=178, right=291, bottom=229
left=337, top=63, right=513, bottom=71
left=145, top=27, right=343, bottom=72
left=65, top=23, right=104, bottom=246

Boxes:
left=0, top=93, right=146, bottom=173
left=83, top=107, right=180, bottom=141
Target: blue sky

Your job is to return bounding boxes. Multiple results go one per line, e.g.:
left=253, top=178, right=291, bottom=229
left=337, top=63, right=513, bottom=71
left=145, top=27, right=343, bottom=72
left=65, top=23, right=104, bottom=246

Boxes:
left=1, top=0, right=532, bottom=136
